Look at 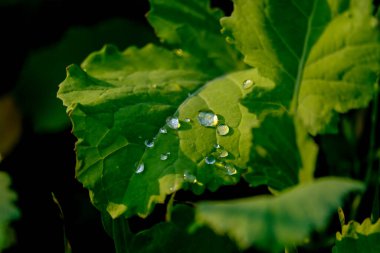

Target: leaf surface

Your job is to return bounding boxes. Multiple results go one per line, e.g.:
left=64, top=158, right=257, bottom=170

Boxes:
left=58, top=42, right=255, bottom=218
left=222, top=0, right=380, bottom=134
left=196, top=177, right=363, bottom=252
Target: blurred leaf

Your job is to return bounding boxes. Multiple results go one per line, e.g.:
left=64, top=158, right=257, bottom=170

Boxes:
left=196, top=177, right=364, bottom=252
left=0, top=172, right=20, bottom=251
left=0, top=95, right=21, bottom=160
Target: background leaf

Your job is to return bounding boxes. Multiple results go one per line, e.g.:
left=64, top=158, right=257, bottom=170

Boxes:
left=196, top=177, right=363, bottom=252
left=147, top=0, right=246, bottom=75
left=0, top=172, right=20, bottom=251
left=222, top=0, right=380, bottom=134
left=333, top=217, right=380, bottom=253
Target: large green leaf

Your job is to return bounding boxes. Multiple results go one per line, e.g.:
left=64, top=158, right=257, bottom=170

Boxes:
left=58, top=42, right=256, bottom=218
left=196, top=177, right=364, bottom=252
left=147, top=0, right=246, bottom=75
left=333, top=217, right=380, bottom=252
left=14, top=18, right=155, bottom=132
left=0, top=172, right=20, bottom=251
left=222, top=0, right=380, bottom=134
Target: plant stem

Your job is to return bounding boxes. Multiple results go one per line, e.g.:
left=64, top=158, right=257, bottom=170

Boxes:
left=365, top=81, right=379, bottom=185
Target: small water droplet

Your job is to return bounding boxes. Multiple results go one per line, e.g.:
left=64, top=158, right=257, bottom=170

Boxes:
left=214, top=143, right=220, bottom=149
left=198, top=111, right=218, bottom=127
left=217, top=124, right=230, bottom=136
left=242, top=79, right=255, bottom=89
left=225, top=164, right=237, bottom=175
left=144, top=139, right=154, bottom=148
left=166, top=116, right=181, bottom=129
left=184, top=118, right=191, bottom=123
left=184, top=171, right=197, bottom=183
left=205, top=156, right=216, bottom=165
left=160, top=153, right=169, bottom=160
left=219, top=150, right=229, bottom=158
left=159, top=127, right=167, bottom=134
left=136, top=163, right=144, bottom=174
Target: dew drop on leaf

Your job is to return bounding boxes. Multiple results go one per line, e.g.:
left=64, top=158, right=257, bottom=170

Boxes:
left=159, top=127, right=167, bottom=134
left=144, top=139, right=154, bottom=148
left=217, top=124, right=230, bottom=136
left=214, top=143, right=220, bottom=149
left=184, top=118, right=191, bottom=122
left=136, top=163, right=145, bottom=174
left=205, top=156, right=216, bottom=165
left=166, top=116, right=181, bottom=129
left=183, top=171, right=197, bottom=183
left=242, top=79, right=254, bottom=89
left=160, top=153, right=169, bottom=160
left=198, top=111, right=218, bottom=127
left=225, top=164, right=237, bottom=175
left=218, top=149, right=229, bottom=158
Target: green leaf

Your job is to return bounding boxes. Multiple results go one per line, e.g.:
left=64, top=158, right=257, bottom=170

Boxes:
left=147, top=0, right=246, bottom=75
left=222, top=0, right=380, bottom=134
left=0, top=172, right=20, bottom=251
left=333, top=217, right=380, bottom=253
left=14, top=18, right=156, bottom=133
left=196, top=177, right=364, bottom=252
left=58, top=41, right=263, bottom=218
left=129, top=205, right=237, bottom=253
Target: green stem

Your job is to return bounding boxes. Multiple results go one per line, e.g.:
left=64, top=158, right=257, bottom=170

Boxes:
left=365, top=81, right=379, bottom=185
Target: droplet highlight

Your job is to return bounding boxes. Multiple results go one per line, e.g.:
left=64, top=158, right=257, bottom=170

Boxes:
left=136, top=163, right=145, bottom=174
left=184, top=118, right=191, bottom=123
left=205, top=156, right=216, bottom=165
left=217, top=124, right=230, bottom=136
left=144, top=139, right=154, bottom=148
left=242, top=79, right=255, bottom=89
left=198, top=111, right=218, bottom=127
left=166, top=116, right=181, bottom=129
left=159, top=127, right=167, bottom=134
left=225, top=164, right=237, bottom=175
left=160, top=153, right=168, bottom=161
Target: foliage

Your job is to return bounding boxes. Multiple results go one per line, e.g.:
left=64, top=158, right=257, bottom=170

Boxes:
left=57, top=0, right=380, bottom=252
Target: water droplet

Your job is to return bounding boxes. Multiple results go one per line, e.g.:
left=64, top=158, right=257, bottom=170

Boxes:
left=225, top=164, right=237, bottom=175
left=198, top=111, right=218, bottom=127
left=184, top=171, right=197, bottom=183
left=144, top=139, right=154, bottom=148
left=160, top=153, right=168, bottom=160
left=219, top=150, right=229, bottom=158
left=166, top=116, right=181, bottom=129
left=242, top=79, right=255, bottom=89
left=214, top=143, right=220, bottom=149
left=136, top=163, right=144, bottom=174
left=184, top=118, right=191, bottom=123
left=159, top=127, right=167, bottom=134
left=217, top=124, right=230, bottom=136
left=205, top=156, right=216, bottom=165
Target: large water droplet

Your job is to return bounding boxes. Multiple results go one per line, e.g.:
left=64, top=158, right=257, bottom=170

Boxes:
left=242, top=79, right=255, bottom=89
left=166, top=116, right=181, bottom=129
left=219, top=150, right=229, bottom=158
left=159, top=127, right=167, bottom=134
left=198, top=111, right=218, bottom=127
left=144, top=139, right=154, bottom=148
left=205, top=156, right=216, bottom=165
left=225, top=164, right=237, bottom=175
left=217, top=124, right=230, bottom=136
left=183, top=171, right=197, bottom=183
left=136, top=163, right=145, bottom=174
